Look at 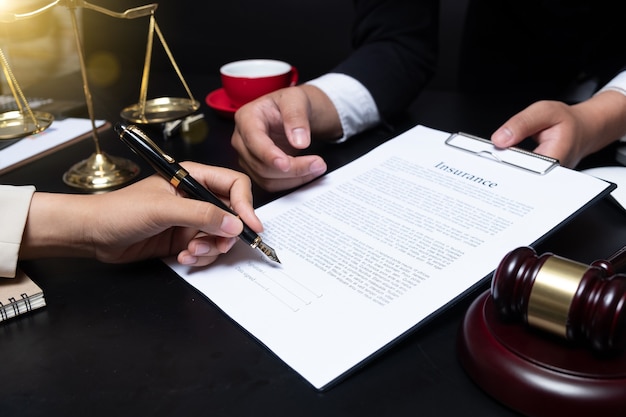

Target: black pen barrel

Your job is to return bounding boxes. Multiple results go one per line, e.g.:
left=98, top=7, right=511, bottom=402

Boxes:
left=115, top=123, right=179, bottom=178
left=179, top=174, right=233, bottom=213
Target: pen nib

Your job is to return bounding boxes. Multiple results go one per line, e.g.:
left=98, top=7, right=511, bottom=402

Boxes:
left=257, top=241, right=281, bottom=264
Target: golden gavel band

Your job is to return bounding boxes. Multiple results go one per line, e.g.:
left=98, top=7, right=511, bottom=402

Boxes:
left=492, top=246, right=626, bottom=353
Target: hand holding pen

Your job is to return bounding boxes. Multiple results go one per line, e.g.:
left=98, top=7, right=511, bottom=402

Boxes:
left=114, top=123, right=280, bottom=263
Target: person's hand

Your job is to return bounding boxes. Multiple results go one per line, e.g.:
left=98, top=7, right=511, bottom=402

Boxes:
left=231, top=84, right=343, bottom=192
left=491, top=91, right=626, bottom=168
left=21, top=162, right=262, bottom=267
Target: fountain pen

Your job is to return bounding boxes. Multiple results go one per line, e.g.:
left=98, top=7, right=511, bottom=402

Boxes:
left=114, top=123, right=280, bottom=263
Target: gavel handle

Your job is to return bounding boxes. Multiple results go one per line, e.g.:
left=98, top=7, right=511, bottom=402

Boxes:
left=598, top=245, right=626, bottom=275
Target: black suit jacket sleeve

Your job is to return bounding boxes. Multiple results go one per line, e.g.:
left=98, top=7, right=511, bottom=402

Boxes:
left=332, top=0, right=439, bottom=122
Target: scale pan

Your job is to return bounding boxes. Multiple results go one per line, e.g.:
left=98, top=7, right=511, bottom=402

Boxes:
left=120, top=96, right=200, bottom=124
left=0, top=110, right=54, bottom=146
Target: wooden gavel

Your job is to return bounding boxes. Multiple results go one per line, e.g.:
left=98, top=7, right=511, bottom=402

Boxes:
left=491, top=246, right=626, bottom=353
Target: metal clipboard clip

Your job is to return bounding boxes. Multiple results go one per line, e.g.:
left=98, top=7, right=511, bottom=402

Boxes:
left=445, top=132, right=559, bottom=175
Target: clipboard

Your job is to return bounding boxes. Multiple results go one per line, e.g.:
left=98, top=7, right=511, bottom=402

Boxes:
left=167, top=124, right=614, bottom=391
left=445, top=132, right=559, bottom=175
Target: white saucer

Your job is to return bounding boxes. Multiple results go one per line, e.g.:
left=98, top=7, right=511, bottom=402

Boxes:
left=581, top=166, right=626, bottom=209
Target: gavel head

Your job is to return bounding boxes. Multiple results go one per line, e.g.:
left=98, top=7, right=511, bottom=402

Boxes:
left=491, top=246, right=626, bottom=354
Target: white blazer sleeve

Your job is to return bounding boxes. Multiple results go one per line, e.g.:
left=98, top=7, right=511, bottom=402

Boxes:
left=0, top=185, right=35, bottom=278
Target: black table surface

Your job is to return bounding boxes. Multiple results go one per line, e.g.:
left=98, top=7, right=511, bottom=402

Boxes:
left=2, top=72, right=625, bottom=417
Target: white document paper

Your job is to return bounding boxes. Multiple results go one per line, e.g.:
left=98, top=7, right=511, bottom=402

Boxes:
left=0, top=118, right=105, bottom=173
left=168, top=125, right=613, bottom=390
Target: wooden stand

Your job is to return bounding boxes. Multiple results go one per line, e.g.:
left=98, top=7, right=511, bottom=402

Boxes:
left=458, top=290, right=626, bottom=417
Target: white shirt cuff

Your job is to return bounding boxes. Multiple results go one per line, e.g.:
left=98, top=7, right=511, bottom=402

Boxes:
left=306, top=73, right=380, bottom=143
left=597, top=71, right=626, bottom=97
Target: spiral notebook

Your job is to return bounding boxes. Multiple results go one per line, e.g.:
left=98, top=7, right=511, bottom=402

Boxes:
left=0, top=269, right=46, bottom=322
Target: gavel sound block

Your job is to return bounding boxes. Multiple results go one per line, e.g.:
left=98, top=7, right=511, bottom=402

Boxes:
left=457, top=246, right=626, bottom=417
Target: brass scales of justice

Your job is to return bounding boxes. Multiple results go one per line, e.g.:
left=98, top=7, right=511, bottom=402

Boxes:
left=0, top=0, right=200, bottom=190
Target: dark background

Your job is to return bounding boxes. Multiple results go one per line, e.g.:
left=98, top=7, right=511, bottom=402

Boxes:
left=83, top=0, right=356, bottom=85
left=82, top=0, right=469, bottom=91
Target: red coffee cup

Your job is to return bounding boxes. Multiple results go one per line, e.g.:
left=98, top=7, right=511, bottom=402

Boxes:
left=220, top=59, right=299, bottom=108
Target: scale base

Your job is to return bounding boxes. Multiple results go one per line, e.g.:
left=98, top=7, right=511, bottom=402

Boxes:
left=63, top=152, right=139, bottom=190
left=458, top=291, right=626, bottom=417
